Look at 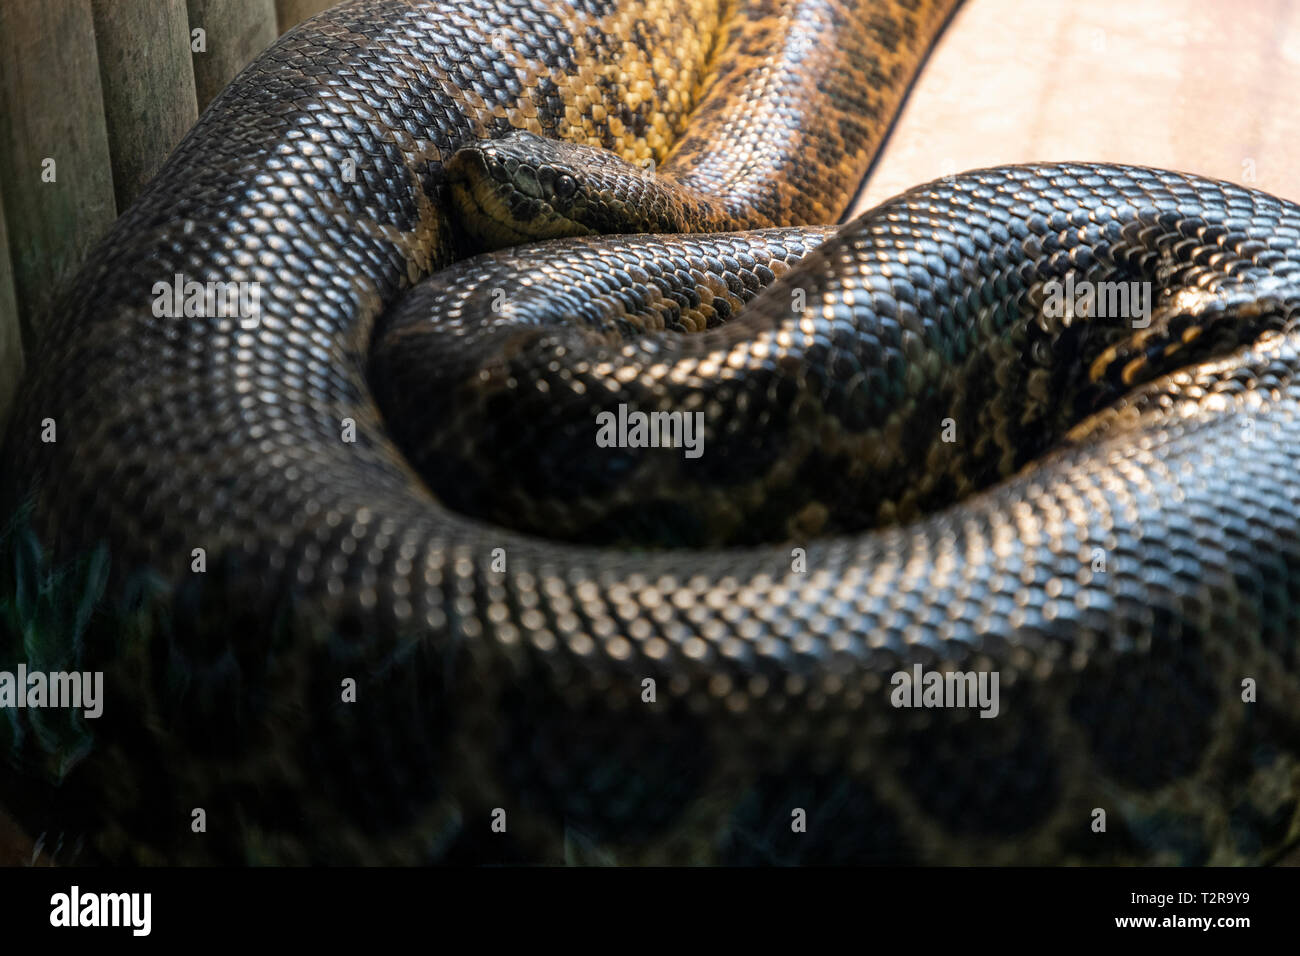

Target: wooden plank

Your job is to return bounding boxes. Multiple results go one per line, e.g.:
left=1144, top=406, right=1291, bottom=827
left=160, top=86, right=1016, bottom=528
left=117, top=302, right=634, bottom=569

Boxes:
left=0, top=181, right=24, bottom=433
left=91, top=0, right=198, bottom=213
left=186, top=0, right=279, bottom=112
left=276, top=0, right=337, bottom=33
left=0, top=0, right=117, bottom=346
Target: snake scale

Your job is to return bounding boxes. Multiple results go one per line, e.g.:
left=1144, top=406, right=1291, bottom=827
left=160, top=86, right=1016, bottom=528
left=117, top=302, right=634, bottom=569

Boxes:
left=2, top=0, right=1300, bottom=865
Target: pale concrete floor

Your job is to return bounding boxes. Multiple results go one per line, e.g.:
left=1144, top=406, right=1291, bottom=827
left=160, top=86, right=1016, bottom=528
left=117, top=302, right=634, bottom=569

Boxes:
left=853, top=0, right=1300, bottom=215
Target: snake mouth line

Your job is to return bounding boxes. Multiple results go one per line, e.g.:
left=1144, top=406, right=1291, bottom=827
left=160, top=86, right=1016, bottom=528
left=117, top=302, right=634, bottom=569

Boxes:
left=447, top=150, right=592, bottom=251
left=447, top=177, right=538, bottom=249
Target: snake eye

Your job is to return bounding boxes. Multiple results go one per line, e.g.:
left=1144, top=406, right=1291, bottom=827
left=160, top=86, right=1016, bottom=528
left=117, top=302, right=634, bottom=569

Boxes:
left=554, top=173, right=577, bottom=199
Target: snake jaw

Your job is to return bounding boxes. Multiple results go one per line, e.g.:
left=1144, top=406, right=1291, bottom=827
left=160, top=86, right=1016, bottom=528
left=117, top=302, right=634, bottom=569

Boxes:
left=446, top=144, right=597, bottom=250
left=446, top=130, right=714, bottom=250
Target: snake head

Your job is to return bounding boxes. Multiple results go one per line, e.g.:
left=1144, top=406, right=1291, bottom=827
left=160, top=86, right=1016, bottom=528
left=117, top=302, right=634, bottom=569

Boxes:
left=445, top=130, right=695, bottom=250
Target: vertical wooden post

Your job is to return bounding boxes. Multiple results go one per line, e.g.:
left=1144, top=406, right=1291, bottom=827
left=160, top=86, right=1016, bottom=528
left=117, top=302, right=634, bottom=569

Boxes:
left=186, top=0, right=279, bottom=112
left=91, top=0, right=199, bottom=213
left=0, top=0, right=117, bottom=347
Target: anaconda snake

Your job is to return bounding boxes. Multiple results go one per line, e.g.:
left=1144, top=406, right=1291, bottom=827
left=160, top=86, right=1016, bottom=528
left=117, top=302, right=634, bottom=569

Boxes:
left=2, top=0, right=1300, bottom=864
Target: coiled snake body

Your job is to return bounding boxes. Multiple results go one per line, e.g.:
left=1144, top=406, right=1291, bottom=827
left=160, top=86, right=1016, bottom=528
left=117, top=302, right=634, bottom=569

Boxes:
left=2, top=0, right=1300, bottom=864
